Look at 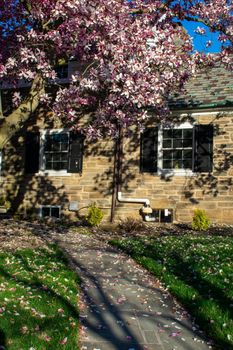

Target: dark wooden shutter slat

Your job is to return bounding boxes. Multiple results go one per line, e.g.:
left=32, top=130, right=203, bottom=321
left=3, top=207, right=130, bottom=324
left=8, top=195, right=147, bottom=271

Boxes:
left=25, top=132, right=40, bottom=174
left=193, top=124, right=213, bottom=172
left=68, top=132, right=84, bottom=173
left=140, top=127, right=158, bottom=173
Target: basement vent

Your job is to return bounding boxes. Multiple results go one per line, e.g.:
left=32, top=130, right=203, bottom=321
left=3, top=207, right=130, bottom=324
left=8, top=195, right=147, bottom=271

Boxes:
left=145, top=209, right=173, bottom=223
left=40, top=206, right=60, bottom=219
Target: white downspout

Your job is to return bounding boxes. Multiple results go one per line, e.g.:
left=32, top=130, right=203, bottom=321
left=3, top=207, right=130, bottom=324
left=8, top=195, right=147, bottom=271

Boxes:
left=117, top=191, right=150, bottom=206
left=117, top=191, right=156, bottom=222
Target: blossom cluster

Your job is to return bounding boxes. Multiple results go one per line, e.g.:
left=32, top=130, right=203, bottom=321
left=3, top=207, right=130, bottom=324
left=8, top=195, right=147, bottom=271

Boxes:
left=0, top=0, right=232, bottom=138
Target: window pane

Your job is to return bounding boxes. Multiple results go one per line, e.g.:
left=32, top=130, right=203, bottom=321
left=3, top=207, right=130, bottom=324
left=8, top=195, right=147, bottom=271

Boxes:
left=173, top=150, right=182, bottom=159
left=173, top=139, right=182, bottom=148
left=61, top=154, right=68, bottom=161
left=41, top=207, right=50, bottom=217
left=53, top=162, right=62, bottom=170
left=173, top=159, right=182, bottom=169
left=163, top=129, right=172, bottom=139
left=163, top=159, right=172, bottom=168
left=61, top=161, right=68, bottom=169
left=173, top=129, right=182, bottom=139
left=45, top=161, right=53, bottom=169
left=53, top=154, right=60, bottom=161
left=163, top=139, right=172, bottom=148
left=183, top=149, right=192, bottom=158
left=61, top=142, right=68, bottom=151
left=183, top=129, right=193, bottom=139
left=183, top=159, right=192, bottom=169
left=183, top=139, right=192, bottom=147
left=163, top=150, right=172, bottom=160
left=45, top=154, right=52, bottom=161
left=51, top=207, right=60, bottom=218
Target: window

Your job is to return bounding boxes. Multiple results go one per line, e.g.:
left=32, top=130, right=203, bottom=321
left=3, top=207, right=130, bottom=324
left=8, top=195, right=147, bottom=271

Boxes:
left=44, top=132, right=69, bottom=171
left=25, top=130, right=84, bottom=175
left=140, top=123, right=213, bottom=174
left=162, top=128, right=193, bottom=170
left=40, top=205, right=60, bottom=218
left=159, top=124, right=193, bottom=173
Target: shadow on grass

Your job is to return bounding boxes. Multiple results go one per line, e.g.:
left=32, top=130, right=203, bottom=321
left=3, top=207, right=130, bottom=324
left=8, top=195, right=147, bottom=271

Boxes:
left=130, top=240, right=233, bottom=350
left=0, top=248, right=79, bottom=348
left=0, top=258, right=79, bottom=320
left=0, top=329, right=6, bottom=349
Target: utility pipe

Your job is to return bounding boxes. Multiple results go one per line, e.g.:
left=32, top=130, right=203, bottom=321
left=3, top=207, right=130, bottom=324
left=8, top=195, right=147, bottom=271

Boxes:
left=117, top=191, right=150, bottom=206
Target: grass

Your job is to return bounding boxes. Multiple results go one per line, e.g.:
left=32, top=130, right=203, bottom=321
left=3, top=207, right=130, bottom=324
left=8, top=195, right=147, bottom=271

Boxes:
left=0, top=245, right=79, bottom=350
left=111, top=234, right=233, bottom=350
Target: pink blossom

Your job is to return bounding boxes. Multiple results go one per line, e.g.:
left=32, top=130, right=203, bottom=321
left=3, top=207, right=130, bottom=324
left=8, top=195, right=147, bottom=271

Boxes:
left=0, top=0, right=232, bottom=138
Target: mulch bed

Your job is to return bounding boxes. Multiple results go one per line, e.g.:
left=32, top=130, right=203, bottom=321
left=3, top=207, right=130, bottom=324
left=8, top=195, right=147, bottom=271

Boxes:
left=0, top=218, right=233, bottom=251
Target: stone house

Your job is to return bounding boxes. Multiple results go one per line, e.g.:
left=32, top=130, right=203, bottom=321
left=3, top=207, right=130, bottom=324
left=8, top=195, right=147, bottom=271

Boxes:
left=1, top=63, right=233, bottom=224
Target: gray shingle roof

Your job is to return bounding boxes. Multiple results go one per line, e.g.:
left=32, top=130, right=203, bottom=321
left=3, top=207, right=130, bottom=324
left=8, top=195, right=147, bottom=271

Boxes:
left=169, top=65, right=233, bottom=109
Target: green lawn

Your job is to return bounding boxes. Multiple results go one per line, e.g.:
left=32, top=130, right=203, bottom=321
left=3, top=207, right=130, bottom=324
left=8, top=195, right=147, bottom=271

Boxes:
left=0, top=245, right=79, bottom=350
left=111, top=235, right=233, bottom=350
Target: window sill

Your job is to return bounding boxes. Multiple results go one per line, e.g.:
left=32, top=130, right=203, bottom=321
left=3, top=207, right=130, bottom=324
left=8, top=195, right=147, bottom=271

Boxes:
left=158, top=169, right=196, bottom=178
left=37, top=171, right=72, bottom=177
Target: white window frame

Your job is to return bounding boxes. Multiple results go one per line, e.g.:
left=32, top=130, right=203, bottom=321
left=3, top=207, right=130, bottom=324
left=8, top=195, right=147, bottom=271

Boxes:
left=157, top=122, right=195, bottom=177
left=39, top=129, right=71, bottom=176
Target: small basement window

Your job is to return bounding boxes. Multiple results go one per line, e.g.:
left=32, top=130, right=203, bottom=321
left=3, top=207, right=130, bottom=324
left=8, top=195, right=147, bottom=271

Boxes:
left=40, top=206, right=60, bottom=218
left=143, top=209, right=173, bottom=223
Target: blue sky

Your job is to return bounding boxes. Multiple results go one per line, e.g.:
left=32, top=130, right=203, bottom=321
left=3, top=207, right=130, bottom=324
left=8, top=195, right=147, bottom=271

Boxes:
left=183, top=20, right=222, bottom=53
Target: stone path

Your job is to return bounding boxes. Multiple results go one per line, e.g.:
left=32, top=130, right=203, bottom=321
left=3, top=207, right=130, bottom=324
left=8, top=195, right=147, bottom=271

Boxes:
left=51, top=232, right=213, bottom=350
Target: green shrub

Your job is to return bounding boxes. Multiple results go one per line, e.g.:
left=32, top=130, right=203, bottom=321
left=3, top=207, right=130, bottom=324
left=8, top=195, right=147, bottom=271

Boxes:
left=192, top=209, right=211, bottom=231
left=86, top=203, right=104, bottom=227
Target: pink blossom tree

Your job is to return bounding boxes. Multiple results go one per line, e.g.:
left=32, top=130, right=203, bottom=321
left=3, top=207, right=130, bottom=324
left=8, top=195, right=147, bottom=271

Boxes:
left=0, top=0, right=232, bottom=148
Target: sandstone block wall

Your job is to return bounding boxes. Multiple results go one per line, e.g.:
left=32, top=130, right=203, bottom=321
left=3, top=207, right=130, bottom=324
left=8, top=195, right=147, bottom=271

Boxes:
left=1, top=110, right=233, bottom=224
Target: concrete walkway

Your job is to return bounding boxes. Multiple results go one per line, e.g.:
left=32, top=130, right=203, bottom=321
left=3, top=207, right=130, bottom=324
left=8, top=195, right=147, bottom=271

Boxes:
left=53, top=233, right=213, bottom=350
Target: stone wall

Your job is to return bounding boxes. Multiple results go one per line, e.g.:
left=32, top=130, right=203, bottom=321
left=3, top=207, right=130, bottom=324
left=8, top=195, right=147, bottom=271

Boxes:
left=1, top=109, right=233, bottom=224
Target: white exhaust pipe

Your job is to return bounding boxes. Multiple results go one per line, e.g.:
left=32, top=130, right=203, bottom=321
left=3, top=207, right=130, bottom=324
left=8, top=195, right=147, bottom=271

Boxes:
left=117, top=191, right=150, bottom=206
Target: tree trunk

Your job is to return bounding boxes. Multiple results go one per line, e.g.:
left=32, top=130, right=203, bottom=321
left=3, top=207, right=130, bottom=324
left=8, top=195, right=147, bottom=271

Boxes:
left=0, top=74, right=45, bottom=150
left=110, top=128, right=123, bottom=223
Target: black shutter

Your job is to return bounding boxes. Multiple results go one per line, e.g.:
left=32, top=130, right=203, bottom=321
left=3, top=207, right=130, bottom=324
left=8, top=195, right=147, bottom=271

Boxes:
left=25, top=132, right=40, bottom=174
left=140, top=127, right=158, bottom=173
left=193, top=124, right=213, bottom=172
left=68, top=132, right=84, bottom=173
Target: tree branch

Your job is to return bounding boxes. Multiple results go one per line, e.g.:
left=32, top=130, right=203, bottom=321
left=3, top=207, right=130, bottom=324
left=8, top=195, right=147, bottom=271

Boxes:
left=0, top=75, right=45, bottom=149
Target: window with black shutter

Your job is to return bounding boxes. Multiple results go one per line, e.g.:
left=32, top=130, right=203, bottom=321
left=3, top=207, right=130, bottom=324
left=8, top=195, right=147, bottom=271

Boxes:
left=25, top=130, right=84, bottom=174
left=140, top=124, right=213, bottom=174
left=25, top=132, right=40, bottom=174
left=140, top=127, right=158, bottom=173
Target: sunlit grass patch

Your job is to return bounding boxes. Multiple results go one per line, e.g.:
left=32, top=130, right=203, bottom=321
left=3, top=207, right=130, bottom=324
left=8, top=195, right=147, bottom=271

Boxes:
left=111, top=235, right=233, bottom=350
left=0, top=245, right=79, bottom=350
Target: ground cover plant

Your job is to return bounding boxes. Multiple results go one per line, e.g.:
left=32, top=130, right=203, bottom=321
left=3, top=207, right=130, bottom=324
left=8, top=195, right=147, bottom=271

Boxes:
left=111, top=235, right=233, bottom=350
left=0, top=245, right=79, bottom=350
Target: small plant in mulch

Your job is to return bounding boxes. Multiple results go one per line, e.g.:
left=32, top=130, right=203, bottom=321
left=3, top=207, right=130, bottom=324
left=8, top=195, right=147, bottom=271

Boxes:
left=86, top=203, right=104, bottom=227
left=192, top=209, right=211, bottom=231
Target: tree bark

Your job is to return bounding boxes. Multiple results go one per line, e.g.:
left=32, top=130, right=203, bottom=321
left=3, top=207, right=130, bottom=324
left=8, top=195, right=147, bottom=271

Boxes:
left=0, top=74, right=45, bottom=150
